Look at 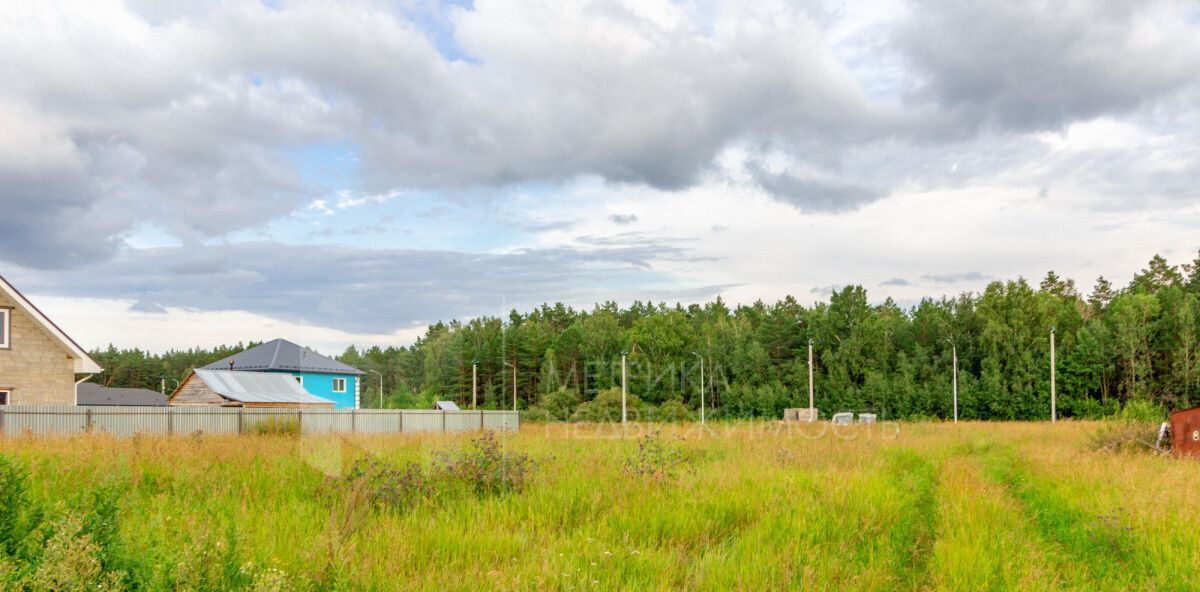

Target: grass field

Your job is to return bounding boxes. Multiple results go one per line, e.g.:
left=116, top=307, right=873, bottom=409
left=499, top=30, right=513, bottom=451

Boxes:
left=0, top=421, right=1196, bottom=591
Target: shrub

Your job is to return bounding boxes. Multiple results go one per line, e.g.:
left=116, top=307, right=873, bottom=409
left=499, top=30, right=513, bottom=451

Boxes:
left=343, top=457, right=435, bottom=509
left=252, top=417, right=302, bottom=436
left=624, top=430, right=690, bottom=481
left=433, top=431, right=537, bottom=495
left=27, top=513, right=124, bottom=592
left=655, top=398, right=691, bottom=423
left=1116, top=400, right=1165, bottom=423
left=520, top=406, right=552, bottom=423
left=572, top=388, right=639, bottom=422
left=540, top=387, right=581, bottom=421
left=1090, top=421, right=1163, bottom=454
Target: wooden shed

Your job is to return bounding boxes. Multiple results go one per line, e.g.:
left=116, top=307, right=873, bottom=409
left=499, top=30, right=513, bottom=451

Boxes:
left=170, top=369, right=334, bottom=408
left=1170, top=405, right=1200, bottom=458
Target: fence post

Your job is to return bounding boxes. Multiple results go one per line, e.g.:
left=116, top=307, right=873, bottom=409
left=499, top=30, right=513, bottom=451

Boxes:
left=297, top=410, right=303, bottom=434
left=442, top=410, right=447, bottom=433
left=480, top=410, right=484, bottom=430
left=238, top=409, right=244, bottom=435
left=351, top=409, right=356, bottom=434
left=168, top=408, right=174, bottom=436
left=399, top=410, right=404, bottom=433
left=0, top=407, right=5, bottom=435
left=85, top=408, right=93, bottom=433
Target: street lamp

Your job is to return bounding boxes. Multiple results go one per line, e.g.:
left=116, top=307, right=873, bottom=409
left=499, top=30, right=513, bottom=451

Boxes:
left=471, top=360, right=478, bottom=410
left=807, top=338, right=815, bottom=420
left=620, top=351, right=628, bottom=425
left=1050, top=326, right=1056, bottom=424
left=945, top=339, right=957, bottom=423
left=691, top=352, right=705, bottom=425
left=504, top=362, right=517, bottom=411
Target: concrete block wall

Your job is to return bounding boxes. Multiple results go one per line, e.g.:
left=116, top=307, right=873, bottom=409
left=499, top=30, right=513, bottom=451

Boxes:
left=0, top=290, right=78, bottom=405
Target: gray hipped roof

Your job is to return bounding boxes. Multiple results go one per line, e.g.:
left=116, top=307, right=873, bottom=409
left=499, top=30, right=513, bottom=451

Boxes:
left=201, top=339, right=365, bottom=375
left=192, top=369, right=335, bottom=405
left=77, top=383, right=168, bottom=406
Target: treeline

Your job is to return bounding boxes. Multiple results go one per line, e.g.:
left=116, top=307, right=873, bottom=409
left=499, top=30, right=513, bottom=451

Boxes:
left=93, top=251, right=1200, bottom=420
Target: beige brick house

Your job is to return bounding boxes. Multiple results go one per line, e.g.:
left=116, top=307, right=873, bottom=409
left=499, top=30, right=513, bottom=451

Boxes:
left=0, top=274, right=102, bottom=405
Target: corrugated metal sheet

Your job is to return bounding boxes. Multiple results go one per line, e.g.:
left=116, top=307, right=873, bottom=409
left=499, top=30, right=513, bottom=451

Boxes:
left=0, top=406, right=518, bottom=437
left=1170, top=406, right=1200, bottom=457
left=194, top=369, right=335, bottom=405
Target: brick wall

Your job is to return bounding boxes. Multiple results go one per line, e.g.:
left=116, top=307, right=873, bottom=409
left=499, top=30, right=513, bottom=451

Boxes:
left=0, top=290, right=78, bottom=405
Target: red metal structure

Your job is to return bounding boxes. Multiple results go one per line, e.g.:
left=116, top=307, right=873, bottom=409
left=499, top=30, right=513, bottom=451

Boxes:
left=1169, top=405, right=1200, bottom=458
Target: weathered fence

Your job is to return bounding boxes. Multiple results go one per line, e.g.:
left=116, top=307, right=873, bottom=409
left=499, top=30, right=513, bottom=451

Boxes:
left=0, top=406, right=519, bottom=437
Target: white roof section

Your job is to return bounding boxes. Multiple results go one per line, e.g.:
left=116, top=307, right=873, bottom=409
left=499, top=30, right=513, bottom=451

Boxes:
left=0, top=274, right=102, bottom=373
left=193, top=369, right=335, bottom=405
left=435, top=400, right=461, bottom=411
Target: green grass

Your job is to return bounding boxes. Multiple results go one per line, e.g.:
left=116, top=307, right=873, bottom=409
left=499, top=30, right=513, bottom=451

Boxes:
left=0, top=422, right=1196, bottom=591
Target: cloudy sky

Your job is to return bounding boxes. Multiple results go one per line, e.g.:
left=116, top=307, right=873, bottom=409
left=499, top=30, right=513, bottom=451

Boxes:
left=3, top=0, right=1199, bottom=353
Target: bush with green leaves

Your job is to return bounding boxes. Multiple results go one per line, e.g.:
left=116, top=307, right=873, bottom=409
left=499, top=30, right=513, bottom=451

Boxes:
left=433, top=431, right=538, bottom=495
left=655, top=398, right=691, bottom=422
left=1115, top=399, right=1166, bottom=423
left=624, top=430, right=690, bottom=481
left=519, top=406, right=551, bottom=423
left=572, top=387, right=640, bottom=422
left=342, top=457, right=435, bottom=509
left=539, top=386, right=581, bottom=421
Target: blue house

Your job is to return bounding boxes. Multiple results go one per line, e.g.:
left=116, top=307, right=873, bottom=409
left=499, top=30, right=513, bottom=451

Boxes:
left=202, top=339, right=364, bottom=409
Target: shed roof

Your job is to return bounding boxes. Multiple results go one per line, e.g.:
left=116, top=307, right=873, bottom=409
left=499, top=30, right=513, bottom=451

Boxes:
left=434, top=400, right=461, bottom=411
left=191, top=369, right=336, bottom=405
left=201, top=339, right=365, bottom=375
left=77, top=383, right=167, bottom=406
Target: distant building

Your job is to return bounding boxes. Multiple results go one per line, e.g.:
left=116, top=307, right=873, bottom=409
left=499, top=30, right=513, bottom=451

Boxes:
left=77, top=383, right=167, bottom=406
left=434, top=400, right=461, bottom=411
left=0, top=274, right=103, bottom=405
left=202, top=339, right=364, bottom=409
left=169, top=369, right=335, bottom=408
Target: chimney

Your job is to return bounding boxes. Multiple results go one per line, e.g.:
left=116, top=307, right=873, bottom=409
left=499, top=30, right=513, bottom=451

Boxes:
left=228, top=360, right=235, bottom=371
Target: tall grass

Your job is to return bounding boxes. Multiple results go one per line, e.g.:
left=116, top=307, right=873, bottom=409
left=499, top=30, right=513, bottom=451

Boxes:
left=0, top=422, right=1196, bottom=590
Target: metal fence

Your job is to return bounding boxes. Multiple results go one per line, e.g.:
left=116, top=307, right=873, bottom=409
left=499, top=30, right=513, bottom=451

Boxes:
left=0, top=406, right=519, bottom=437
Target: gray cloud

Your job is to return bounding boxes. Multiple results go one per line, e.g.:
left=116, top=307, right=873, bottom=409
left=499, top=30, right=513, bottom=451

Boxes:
left=1, top=0, right=1198, bottom=278
left=880, top=278, right=911, bottom=287
left=920, top=271, right=988, bottom=284
left=8, top=241, right=723, bottom=333
left=609, top=214, right=638, bottom=225
left=749, top=162, right=886, bottom=212
left=896, top=0, right=1200, bottom=132
left=129, top=300, right=167, bottom=314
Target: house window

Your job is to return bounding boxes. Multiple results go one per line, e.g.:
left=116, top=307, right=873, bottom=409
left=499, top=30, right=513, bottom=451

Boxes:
left=332, top=378, right=347, bottom=393
left=294, top=376, right=304, bottom=387
left=0, top=308, right=10, bottom=349
left=0, top=389, right=9, bottom=405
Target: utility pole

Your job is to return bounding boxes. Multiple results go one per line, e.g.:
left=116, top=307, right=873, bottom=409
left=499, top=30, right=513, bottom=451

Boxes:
left=472, top=360, right=478, bottom=410
left=807, top=338, right=815, bottom=421
left=692, top=352, right=705, bottom=424
left=504, top=362, right=517, bottom=411
left=1050, top=327, right=1056, bottom=423
left=946, top=339, right=958, bottom=423
left=621, top=352, right=628, bottom=424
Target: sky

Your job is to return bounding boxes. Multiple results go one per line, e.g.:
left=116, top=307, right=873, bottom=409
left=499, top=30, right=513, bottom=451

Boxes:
left=2, top=0, right=1199, bottom=354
